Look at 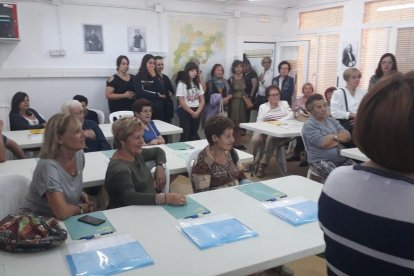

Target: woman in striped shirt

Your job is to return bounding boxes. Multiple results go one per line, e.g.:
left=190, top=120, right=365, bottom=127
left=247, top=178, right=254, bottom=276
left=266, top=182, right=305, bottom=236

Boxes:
left=246, top=85, right=293, bottom=178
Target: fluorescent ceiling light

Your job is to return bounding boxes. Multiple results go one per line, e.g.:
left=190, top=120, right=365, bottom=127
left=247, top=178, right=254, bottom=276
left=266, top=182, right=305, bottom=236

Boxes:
left=377, top=3, right=414, bottom=12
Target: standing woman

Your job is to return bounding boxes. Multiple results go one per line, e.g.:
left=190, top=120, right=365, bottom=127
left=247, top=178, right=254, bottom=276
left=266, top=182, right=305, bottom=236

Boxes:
left=9, top=91, right=46, bottom=131
left=176, top=62, right=205, bottom=142
left=228, top=60, right=249, bottom=150
left=133, top=54, right=168, bottom=122
left=105, top=55, right=135, bottom=113
left=272, top=61, right=296, bottom=107
left=369, top=53, right=398, bottom=90
left=203, top=64, right=231, bottom=123
left=331, top=68, right=366, bottom=146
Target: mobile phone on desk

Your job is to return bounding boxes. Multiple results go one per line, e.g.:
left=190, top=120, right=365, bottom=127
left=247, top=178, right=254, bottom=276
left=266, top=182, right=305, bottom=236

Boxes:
left=77, top=215, right=106, bottom=226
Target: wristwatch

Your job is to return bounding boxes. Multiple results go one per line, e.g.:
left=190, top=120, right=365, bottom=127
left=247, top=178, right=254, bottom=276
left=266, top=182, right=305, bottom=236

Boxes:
left=156, top=162, right=166, bottom=169
left=333, top=135, right=339, bottom=141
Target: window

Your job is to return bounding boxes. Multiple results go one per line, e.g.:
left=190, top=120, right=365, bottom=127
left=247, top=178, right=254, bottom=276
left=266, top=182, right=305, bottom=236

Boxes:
left=364, top=0, right=414, bottom=23
left=396, top=27, right=414, bottom=73
left=299, top=7, right=344, bottom=31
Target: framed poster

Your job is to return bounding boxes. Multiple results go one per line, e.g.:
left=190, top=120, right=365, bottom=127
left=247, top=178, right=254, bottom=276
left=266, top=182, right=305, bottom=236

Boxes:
left=84, top=24, right=103, bottom=52
left=128, top=26, right=146, bottom=52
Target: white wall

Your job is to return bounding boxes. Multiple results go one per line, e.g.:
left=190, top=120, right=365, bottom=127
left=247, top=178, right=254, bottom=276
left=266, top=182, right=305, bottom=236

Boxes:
left=0, top=0, right=284, bottom=121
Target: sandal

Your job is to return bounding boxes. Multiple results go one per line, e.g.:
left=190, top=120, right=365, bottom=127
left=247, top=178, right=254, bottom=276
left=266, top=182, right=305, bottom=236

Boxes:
left=256, top=164, right=266, bottom=178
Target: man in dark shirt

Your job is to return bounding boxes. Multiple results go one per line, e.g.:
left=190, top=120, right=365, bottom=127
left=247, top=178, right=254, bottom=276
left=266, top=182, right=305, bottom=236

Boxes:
left=155, top=56, right=175, bottom=124
left=73, top=95, right=100, bottom=124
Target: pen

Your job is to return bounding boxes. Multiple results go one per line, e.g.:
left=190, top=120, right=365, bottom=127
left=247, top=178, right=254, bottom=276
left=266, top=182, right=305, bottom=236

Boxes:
left=266, top=198, right=276, bottom=202
left=184, top=210, right=210, bottom=219
left=80, top=231, right=113, bottom=240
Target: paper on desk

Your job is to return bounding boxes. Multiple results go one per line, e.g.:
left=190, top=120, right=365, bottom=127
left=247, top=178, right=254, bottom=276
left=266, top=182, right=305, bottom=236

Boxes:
left=262, top=196, right=318, bottom=226
left=166, top=142, right=195, bottom=151
left=65, top=233, right=153, bottom=276
left=178, top=213, right=258, bottom=250
left=163, top=197, right=210, bottom=219
left=30, top=129, right=45, bottom=134
left=236, top=182, right=287, bottom=202
left=28, top=133, right=43, bottom=141
left=64, top=211, right=116, bottom=240
left=266, top=121, right=286, bottom=126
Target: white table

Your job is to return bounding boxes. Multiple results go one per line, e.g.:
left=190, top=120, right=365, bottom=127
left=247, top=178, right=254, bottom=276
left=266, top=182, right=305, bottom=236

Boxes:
left=0, top=176, right=325, bottom=276
left=0, top=140, right=253, bottom=188
left=2, top=120, right=183, bottom=149
left=340, top=148, right=369, bottom=162
left=240, top=120, right=303, bottom=138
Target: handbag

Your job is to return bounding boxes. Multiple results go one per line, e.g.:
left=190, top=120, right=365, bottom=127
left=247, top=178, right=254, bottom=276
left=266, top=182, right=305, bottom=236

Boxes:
left=337, top=88, right=353, bottom=133
left=0, top=213, right=67, bottom=253
left=218, top=100, right=228, bottom=117
left=243, top=96, right=254, bottom=110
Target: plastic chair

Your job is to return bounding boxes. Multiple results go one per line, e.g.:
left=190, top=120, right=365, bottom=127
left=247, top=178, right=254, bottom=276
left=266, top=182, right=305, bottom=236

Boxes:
left=301, top=130, right=325, bottom=183
left=0, top=174, right=31, bottom=220
left=89, top=108, right=105, bottom=124
left=186, top=149, right=202, bottom=188
left=109, top=111, right=133, bottom=123
left=145, top=160, right=170, bottom=193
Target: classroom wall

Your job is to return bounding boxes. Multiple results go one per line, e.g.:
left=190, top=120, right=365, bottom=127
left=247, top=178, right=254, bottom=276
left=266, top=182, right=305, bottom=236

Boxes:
left=0, top=0, right=284, bottom=122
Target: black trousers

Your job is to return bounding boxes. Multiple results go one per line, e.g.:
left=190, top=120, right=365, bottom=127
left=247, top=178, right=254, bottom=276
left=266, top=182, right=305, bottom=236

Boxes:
left=177, top=107, right=200, bottom=142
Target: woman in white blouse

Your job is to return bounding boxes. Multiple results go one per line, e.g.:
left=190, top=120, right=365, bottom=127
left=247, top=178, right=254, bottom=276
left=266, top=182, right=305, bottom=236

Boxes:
left=246, top=85, right=293, bottom=178
left=331, top=68, right=366, bottom=146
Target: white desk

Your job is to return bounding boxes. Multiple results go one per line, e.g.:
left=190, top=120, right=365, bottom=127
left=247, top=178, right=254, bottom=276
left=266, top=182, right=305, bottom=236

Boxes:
left=3, top=120, right=183, bottom=149
left=0, top=140, right=253, bottom=188
left=0, top=176, right=325, bottom=276
left=240, top=120, right=303, bottom=138
left=340, top=148, right=369, bottom=162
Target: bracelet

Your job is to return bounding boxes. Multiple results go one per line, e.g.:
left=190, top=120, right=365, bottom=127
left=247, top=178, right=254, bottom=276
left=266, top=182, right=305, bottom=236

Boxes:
left=77, top=204, right=84, bottom=215
left=156, top=193, right=165, bottom=205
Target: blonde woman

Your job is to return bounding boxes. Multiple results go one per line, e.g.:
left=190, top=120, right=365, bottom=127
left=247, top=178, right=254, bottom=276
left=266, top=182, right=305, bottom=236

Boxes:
left=21, top=113, right=94, bottom=220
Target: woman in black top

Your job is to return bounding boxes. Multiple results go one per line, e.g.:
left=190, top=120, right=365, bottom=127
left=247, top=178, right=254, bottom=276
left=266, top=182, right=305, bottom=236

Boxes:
left=9, top=91, right=46, bottom=131
left=105, top=55, right=135, bottom=113
left=133, top=54, right=168, bottom=121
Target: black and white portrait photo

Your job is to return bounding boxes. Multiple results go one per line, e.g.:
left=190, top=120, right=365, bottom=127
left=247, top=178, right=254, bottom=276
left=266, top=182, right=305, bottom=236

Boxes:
left=84, top=24, right=103, bottom=52
left=128, top=26, right=146, bottom=52
left=341, top=43, right=357, bottom=68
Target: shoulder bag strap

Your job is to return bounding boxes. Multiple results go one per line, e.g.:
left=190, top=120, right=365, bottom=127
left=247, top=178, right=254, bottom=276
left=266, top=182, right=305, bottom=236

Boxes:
left=340, top=88, right=349, bottom=112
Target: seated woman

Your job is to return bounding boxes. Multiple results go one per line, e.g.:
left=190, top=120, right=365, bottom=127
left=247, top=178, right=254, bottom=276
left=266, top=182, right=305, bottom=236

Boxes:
left=191, top=116, right=249, bottom=193
left=0, top=119, right=26, bottom=162
left=319, top=72, right=414, bottom=275
left=302, top=94, right=354, bottom=179
left=9, top=91, right=46, bottom=131
left=21, top=113, right=95, bottom=220
left=247, top=85, right=294, bottom=178
left=105, top=116, right=185, bottom=208
left=324, top=86, right=336, bottom=116
left=131, top=98, right=165, bottom=145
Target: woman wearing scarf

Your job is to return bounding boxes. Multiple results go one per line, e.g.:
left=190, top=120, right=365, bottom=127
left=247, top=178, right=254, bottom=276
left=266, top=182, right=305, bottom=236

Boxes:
left=203, top=64, right=232, bottom=124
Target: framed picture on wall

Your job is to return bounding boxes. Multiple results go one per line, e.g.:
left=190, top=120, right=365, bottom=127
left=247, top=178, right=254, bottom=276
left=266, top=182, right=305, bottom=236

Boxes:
left=127, top=26, right=146, bottom=53
left=83, top=24, right=103, bottom=52
left=341, top=42, right=358, bottom=68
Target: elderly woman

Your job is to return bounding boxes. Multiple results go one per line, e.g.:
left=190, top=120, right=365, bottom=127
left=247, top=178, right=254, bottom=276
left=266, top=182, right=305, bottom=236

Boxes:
left=302, top=94, right=354, bottom=179
left=272, top=61, right=295, bottom=107
left=9, top=91, right=46, bottom=131
left=369, top=53, right=398, bottom=90
left=21, top=113, right=94, bottom=220
left=246, top=85, right=294, bottom=178
left=104, top=116, right=185, bottom=208
left=319, top=72, right=414, bottom=275
left=203, top=64, right=231, bottom=124
left=324, top=86, right=336, bottom=116
left=191, top=116, right=249, bottom=193
left=131, top=98, right=165, bottom=145
left=105, top=55, right=135, bottom=113
left=331, top=68, right=366, bottom=145
left=61, top=100, right=110, bottom=153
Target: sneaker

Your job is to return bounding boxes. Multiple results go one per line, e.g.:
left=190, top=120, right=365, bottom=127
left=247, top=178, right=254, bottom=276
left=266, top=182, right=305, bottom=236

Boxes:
left=286, top=155, right=300, bottom=162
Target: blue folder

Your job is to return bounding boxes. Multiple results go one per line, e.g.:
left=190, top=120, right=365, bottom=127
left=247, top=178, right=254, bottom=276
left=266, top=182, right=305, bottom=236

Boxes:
left=64, top=211, right=116, bottom=240
left=236, top=182, right=287, bottom=202
left=163, top=197, right=210, bottom=219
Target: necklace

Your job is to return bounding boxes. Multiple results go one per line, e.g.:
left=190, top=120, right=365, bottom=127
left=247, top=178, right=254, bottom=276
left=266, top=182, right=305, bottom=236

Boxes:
left=210, top=146, right=228, bottom=165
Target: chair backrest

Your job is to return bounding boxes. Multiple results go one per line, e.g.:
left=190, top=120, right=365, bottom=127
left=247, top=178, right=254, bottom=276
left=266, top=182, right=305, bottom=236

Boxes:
left=145, top=160, right=170, bottom=193
left=300, top=129, right=310, bottom=161
left=109, top=111, right=134, bottom=123
left=89, top=108, right=105, bottom=124
left=186, top=149, right=202, bottom=184
left=0, top=174, right=31, bottom=220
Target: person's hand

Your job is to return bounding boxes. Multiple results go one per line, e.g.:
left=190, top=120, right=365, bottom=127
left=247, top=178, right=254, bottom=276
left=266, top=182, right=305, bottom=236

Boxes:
left=191, top=111, right=200, bottom=119
left=154, top=166, right=166, bottom=191
left=148, top=139, right=158, bottom=145
left=124, top=91, right=135, bottom=99
left=259, top=72, right=264, bottom=82
left=349, top=112, right=357, bottom=125
left=84, top=129, right=96, bottom=139
left=148, top=67, right=156, bottom=77
left=166, top=193, right=187, bottom=206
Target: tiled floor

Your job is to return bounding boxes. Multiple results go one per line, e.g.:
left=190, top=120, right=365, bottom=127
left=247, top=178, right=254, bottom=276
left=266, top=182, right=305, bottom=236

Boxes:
left=170, top=133, right=327, bottom=276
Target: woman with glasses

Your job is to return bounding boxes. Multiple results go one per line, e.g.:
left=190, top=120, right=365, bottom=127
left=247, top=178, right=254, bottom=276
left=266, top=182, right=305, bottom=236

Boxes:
left=131, top=98, right=165, bottom=145
left=331, top=68, right=366, bottom=146
left=369, top=53, right=398, bottom=90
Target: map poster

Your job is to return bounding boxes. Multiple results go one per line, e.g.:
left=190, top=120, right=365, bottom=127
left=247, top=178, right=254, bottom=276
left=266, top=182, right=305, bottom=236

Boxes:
left=168, top=16, right=226, bottom=81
